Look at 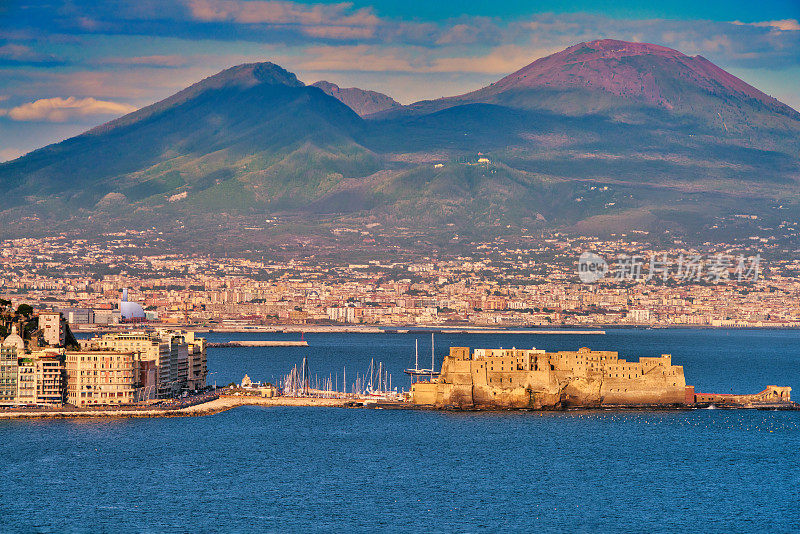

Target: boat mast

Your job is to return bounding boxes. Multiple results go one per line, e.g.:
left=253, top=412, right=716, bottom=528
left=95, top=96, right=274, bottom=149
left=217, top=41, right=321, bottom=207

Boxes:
left=431, top=332, right=434, bottom=373
left=369, top=358, right=374, bottom=391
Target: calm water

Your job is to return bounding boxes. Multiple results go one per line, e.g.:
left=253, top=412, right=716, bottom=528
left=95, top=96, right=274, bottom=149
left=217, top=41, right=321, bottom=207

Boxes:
left=2, top=329, right=800, bottom=532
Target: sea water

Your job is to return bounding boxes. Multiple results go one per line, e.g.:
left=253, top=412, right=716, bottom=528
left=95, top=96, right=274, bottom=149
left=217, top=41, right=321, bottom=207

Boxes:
left=1, top=329, right=799, bottom=532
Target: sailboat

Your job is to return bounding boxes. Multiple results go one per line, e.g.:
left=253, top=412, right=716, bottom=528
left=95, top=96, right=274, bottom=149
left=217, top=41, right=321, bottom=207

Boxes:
left=404, top=333, right=439, bottom=383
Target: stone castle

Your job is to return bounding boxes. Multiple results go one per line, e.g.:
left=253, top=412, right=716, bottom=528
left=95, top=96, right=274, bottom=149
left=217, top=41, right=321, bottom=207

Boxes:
left=411, top=346, right=792, bottom=409
left=411, top=346, right=688, bottom=409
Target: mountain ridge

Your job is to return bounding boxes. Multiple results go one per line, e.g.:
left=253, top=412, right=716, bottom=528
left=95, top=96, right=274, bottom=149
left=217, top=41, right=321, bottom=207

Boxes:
left=380, top=39, right=799, bottom=130
left=1, top=39, right=799, bottom=245
left=311, top=81, right=400, bottom=116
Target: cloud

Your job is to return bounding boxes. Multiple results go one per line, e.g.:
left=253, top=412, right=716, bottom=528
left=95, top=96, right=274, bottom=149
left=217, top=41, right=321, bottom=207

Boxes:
left=301, top=25, right=375, bottom=40
left=186, top=0, right=379, bottom=26
left=98, top=55, right=190, bottom=68
left=1, top=97, right=138, bottom=122
left=291, top=45, right=418, bottom=72
left=288, top=43, right=560, bottom=75
left=732, top=19, right=800, bottom=31
left=0, top=67, right=216, bottom=101
left=430, top=45, right=560, bottom=74
left=434, top=18, right=507, bottom=46
left=1, top=5, right=798, bottom=123
left=0, top=43, right=62, bottom=65
left=181, top=0, right=382, bottom=42
left=0, top=148, right=27, bottom=162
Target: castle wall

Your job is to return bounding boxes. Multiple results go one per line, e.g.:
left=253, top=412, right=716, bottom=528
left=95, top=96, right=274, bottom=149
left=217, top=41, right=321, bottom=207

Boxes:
left=411, top=346, right=688, bottom=409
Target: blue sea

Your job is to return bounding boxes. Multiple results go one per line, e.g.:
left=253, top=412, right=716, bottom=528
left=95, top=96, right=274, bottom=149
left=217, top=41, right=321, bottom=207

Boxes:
left=2, top=329, right=799, bottom=532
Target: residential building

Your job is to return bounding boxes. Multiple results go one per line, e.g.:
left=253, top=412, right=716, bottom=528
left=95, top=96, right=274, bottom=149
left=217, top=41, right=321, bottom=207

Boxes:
left=87, top=330, right=206, bottom=399
left=89, top=331, right=168, bottom=400
left=1, top=326, right=25, bottom=406
left=0, top=344, right=18, bottom=406
left=183, top=331, right=208, bottom=391
left=158, top=331, right=188, bottom=398
left=0, top=346, right=65, bottom=406
left=65, top=351, right=137, bottom=406
left=32, top=350, right=66, bottom=405
left=16, top=355, right=36, bottom=404
left=38, top=311, right=66, bottom=346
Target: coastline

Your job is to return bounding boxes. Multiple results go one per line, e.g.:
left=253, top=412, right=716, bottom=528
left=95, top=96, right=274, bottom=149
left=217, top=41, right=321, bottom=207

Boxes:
left=71, top=324, right=610, bottom=334
left=69, top=324, right=800, bottom=335
left=2, top=395, right=798, bottom=420
left=0, top=395, right=404, bottom=420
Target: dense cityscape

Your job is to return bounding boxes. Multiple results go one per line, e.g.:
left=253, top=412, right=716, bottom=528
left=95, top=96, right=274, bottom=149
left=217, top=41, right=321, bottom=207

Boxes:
left=2, top=225, right=799, bottom=329
left=0, top=300, right=208, bottom=408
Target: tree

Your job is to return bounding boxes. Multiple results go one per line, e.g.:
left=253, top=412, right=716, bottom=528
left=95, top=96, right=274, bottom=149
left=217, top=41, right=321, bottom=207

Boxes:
left=16, top=304, right=33, bottom=317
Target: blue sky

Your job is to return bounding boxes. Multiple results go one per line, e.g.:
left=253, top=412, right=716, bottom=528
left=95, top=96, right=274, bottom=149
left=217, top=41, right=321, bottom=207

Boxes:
left=0, top=0, right=798, bottom=161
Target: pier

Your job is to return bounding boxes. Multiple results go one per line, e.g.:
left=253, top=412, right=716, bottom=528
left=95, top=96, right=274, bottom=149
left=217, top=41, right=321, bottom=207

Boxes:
left=0, top=392, right=406, bottom=419
left=206, top=340, right=309, bottom=348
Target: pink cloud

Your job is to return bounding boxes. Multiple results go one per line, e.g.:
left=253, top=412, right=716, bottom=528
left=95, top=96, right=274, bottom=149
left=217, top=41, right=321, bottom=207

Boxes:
left=186, top=0, right=379, bottom=27
left=430, top=45, right=558, bottom=74
left=0, top=43, right=59, bottom=63
left=291, top=44, right=555, bottom=75
left=2, top=97, right=137, bottom=122
left=99, top=55, right=190, bottom=67
left=732, top=19, right=800, bottom=32
left=294, top=45, right=419, bottom=72
left=0, top=148, right=27, bottom=162
left=301, top=25, right=376, bottom=40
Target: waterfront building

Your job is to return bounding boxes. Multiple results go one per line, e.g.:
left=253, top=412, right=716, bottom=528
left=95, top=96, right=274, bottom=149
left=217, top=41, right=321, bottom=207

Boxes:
left=0, top=344, right=18, bottom=405
left=0, top=344, right=66, bottom=406
left=65, top=351, right=137, bottom=406
left=31, top=350, right=66, bottom=405
left=14, top=349, right=66, bottom=406
left=16, top=354, right=36, bottom=404
left=182, top=331, right=208, bottom=391
left=156, top=331, right=191, bottom=398
left=1, top=326, right=25, bottom=405
left=59, top=308, right=94, bottom=326
left=87, top=330, right=207, bottom=399
left=90, top=331, right=167, bottom=400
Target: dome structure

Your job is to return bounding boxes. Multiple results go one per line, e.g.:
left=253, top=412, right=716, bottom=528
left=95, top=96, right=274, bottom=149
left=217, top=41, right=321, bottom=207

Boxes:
left=2, top=324, right=25, bottom=350
left=120, top=288, right=146, bottom=321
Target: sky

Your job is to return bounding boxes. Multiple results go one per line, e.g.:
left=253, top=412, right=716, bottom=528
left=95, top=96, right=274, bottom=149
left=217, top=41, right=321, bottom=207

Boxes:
left=0, top=0, right=798, bottom=161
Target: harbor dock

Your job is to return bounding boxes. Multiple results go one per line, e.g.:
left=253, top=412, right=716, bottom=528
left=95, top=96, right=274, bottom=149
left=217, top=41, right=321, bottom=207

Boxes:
left=0, top=393, right=406, bottom=419
left=206, top=340, right=309, bottom=348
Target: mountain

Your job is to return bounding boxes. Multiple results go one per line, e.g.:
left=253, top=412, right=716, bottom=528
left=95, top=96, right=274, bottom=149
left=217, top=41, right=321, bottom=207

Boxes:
left=0, top=62, right=378, bottom=211
left=389, top=39, right=800, bottom=140
left=311, top=81, right=400, bottom=116
left=1, top=40, right=799, bottom=247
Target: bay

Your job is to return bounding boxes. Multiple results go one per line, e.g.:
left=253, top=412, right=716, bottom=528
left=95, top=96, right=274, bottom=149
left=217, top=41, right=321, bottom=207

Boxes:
left=2, top=329, right=799, bottom=532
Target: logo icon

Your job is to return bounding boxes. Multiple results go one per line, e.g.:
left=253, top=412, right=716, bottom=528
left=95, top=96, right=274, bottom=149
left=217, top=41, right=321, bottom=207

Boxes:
left=578, top=252, right=608, bottom=283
